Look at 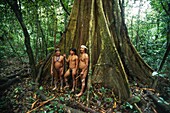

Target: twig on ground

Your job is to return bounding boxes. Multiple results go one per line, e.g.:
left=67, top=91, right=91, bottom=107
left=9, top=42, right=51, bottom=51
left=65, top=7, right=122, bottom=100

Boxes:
left=27, top=97, right=55, bottom=113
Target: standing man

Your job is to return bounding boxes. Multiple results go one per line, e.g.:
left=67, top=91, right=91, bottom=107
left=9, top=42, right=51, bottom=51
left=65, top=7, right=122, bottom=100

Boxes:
left=76, top=45, right=89, bottom=97
left=63, top=48, right=78, bottom=92
left=51, top=48, right=64, bottom=91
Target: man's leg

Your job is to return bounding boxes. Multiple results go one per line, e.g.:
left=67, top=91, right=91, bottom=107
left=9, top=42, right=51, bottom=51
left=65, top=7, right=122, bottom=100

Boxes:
left=53, top=69, right=58, bottom=90
left=76, top=70, right=87, bottom=97
left=51, top=75, right=54, bottom=87
left=75, top=70, right=80, bottom=89
left=59, top=67, right=64, bottom=91
left=64, top=69, right=70, bottom=89
left=71, top=69, right=77, bottom=92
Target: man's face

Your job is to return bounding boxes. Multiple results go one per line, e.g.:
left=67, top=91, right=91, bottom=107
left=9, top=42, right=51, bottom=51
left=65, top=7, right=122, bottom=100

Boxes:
left=80, top=47, right=85, bottom=53
left=55, top=51, right=60, bottom=56
left=70, top=50, right=74, bottom=55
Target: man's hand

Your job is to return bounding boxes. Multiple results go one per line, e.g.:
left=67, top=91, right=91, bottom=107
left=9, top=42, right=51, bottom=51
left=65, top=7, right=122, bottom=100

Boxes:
left=51, top=70, right=53, bottom=75
left=63, top=54, right=66, bottom=57
left=80, top=71, right=84, bottom=75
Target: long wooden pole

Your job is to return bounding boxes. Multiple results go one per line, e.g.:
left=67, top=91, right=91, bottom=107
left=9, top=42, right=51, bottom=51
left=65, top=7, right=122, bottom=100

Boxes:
left=86, top=0, right=94, bottom=107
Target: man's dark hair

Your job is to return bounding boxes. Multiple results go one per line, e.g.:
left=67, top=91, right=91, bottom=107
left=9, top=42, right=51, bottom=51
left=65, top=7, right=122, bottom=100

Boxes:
left=84, top=48, right=87, bottom=53
left=70, top=48, right=77, bottom=55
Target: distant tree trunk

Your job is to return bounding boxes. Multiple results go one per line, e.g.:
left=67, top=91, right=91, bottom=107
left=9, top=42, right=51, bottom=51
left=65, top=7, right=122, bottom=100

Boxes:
left=158, top=43, right=170, bottom=71
left=158, top=1, right=170, bottom=72
left=135, top=0, right=142, bottom=50
left=53, top=0, right=58, bottom=49
left=119, top=0, right=125, bottom=22
left=7, top=39, right=23, bottom=64
left=35, top=3, right=40, bottom=63
left=40, top=25, right=47, bottom=57
left=130, top=16, right=134, bottom=40
left=6, top=0, right=37, bottom=80
left=53, top=18, right=57, bottom=49
left=35, top=3, right=47, bottom=59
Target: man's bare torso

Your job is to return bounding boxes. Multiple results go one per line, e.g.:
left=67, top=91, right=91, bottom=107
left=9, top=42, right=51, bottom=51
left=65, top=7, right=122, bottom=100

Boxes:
left=79, top=53, right=88, bottom=69
left=68, top=55, right=78, bottom=69
left=54, top=55, right=64, bottom=69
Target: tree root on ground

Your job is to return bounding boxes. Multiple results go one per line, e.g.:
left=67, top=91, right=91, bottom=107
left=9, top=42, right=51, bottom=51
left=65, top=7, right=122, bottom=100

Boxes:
left=69, top=101, right=99, bottom=113
left=0, top=68, right=30, bottom=92
left=146, top=90, right=170, bottom=113
left=137, top=83, right=170, bottom=113
left=27, top=97, right=55, bottom=113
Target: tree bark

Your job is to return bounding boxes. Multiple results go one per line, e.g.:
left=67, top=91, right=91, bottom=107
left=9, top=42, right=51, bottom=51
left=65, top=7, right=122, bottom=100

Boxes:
left=86, top=0, right=94, bottom=107
left=41, top=0, right=154, bottom=100
left=6, top=0, right=37, bottom=80
left=35, top=53, right=52, bottom=84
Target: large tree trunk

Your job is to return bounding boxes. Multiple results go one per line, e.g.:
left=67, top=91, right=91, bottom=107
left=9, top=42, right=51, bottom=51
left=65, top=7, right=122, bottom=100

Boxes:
left=21, top=0, right=155, bottom=102
left=6, top=0, right=37, bottom=80
left=58, top=0, right=154, bottom=100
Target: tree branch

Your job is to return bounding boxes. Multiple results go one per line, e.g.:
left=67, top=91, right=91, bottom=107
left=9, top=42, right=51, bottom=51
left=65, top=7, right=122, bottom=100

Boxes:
left=160, top=1, right=170, bottom=16
left=157, top=43, right=170, bottom=71
left=59, top=0, right=70, bottom=15
left=70, top=101, right=99, bottom=113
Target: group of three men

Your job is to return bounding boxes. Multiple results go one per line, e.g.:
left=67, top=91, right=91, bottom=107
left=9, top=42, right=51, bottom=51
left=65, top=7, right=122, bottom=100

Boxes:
left=50, top=45, right=89, bottom=97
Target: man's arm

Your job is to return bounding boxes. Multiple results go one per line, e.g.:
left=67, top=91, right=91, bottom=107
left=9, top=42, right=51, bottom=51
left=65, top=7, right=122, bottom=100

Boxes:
left=51, top=56, right=54, bottom=75
left=64, top=54, right=69, bottom=62
left=82, top=54, right=89, bottom=73
left=85, top=54, right=89, bottom=70
left=75, top=56, right=79, bottom=70
left=62, top=56, right=64, bottom=68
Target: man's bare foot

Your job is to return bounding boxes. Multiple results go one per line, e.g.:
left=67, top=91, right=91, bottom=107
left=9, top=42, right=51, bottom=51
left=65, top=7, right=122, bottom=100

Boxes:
left=76, top=92, right=83, bottom=97
left=64, top=85, right=69, bottom=90
left=52, top=87, right=57, bottom=90
left=71, top=88, right=74, bottom=93
left=60, top=87, right=63, bottom=92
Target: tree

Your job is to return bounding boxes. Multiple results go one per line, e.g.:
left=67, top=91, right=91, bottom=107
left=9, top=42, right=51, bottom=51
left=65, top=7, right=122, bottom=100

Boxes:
left=5, top=0, right=37, bottom=80
left=125, top=0, right=170, bottom=76
left=56, top=0, right=154, bottom=100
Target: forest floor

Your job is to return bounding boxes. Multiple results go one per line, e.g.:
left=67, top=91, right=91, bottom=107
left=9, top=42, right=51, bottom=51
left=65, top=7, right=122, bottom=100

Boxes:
left=0, top=58, right=170, bottom=113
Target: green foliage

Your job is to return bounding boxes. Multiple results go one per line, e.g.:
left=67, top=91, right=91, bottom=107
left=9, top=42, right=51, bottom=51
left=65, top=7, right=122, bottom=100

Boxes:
left=0, top=97, right=6, bottom=109
left=0, top=0, right=73, bottom=63
left=125, top=0, right=169, bottom=76
left=0, top=45, right=7, bottom=59
left=100, top=87, right=106, bottom=93
left=80, top=95, right=86, bottom=102
left=58, top=105, right=64, bottom=113
left=44, top=104, right=57, bottom=113
left=158, top=97, right=170, bottom=105
left=43, top=101, right=64, bottom=113
left=122, top=102, right=133, bottom=109
left=94, top=93, right=99, bottom=100
left=104, top=97, right=113, bottom=102
left=59, top=96, right=65, bottom=102
left=39, top=86, right=44, bottom=91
